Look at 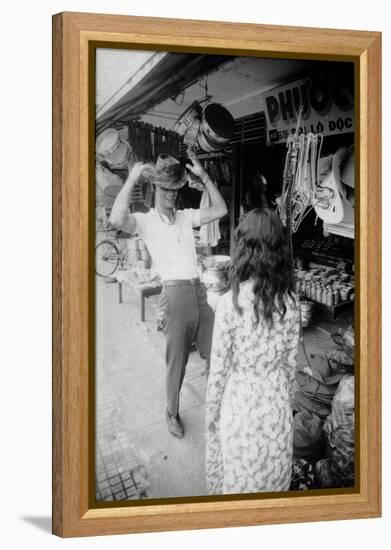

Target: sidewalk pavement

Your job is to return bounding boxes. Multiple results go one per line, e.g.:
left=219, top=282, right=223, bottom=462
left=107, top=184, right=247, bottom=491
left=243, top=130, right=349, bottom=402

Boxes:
left=95, top=276, right=351, bottom=502
left=95, top=277, right=209, bottom=501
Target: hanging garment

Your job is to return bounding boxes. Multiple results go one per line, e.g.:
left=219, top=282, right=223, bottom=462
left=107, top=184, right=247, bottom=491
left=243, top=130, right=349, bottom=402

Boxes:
left=199, top=188, right=221, bottom=247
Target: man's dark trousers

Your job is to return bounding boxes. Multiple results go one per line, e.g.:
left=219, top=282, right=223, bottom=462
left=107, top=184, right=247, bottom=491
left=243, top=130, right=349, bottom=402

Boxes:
left=160, top=280, right=214, bottom=416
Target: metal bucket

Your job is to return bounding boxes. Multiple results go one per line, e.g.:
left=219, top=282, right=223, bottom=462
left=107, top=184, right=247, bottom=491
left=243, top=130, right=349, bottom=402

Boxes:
left=300, top=300, right=314, bottom=328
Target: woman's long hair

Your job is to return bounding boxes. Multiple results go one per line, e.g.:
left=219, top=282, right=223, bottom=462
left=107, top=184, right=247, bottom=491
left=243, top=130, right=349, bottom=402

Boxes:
left=229, top=208, right=294, bottom=325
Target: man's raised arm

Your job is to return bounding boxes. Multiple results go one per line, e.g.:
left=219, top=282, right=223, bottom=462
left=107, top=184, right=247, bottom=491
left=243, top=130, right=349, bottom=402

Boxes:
left=109, top=162, right=146, bottom=233
left=186, top=156, right=228, bottom=225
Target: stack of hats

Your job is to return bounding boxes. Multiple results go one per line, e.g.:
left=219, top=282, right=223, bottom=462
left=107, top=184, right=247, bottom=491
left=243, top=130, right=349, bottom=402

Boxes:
left=96, top=128, right=133, bottom=170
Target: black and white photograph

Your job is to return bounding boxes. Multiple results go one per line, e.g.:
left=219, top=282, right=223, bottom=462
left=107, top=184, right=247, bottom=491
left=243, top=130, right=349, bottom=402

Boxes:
left=94, top=48, right=355, bottom=502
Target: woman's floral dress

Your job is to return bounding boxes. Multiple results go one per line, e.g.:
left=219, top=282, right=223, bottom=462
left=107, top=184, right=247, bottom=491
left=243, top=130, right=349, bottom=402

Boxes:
left=205, top=281, right=300, bottom=495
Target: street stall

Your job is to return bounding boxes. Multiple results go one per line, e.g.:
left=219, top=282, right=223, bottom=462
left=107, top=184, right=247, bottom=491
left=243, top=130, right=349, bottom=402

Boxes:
left=96, top=55, right=354, bottom=317
left=95, top=51, right=355, bottom=493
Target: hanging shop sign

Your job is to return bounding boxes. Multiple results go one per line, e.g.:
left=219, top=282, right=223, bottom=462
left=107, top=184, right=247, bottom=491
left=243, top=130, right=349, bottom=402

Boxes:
left=262, top=77, right=354, bottom=145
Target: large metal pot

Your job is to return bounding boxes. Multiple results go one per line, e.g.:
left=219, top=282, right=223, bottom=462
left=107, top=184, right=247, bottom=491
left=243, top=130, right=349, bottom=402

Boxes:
left=202, top=267, right=229, bottom=291
left=202, top=103, right=234, bottom=142
left=201, top=255, right=231, bottom=291
left=197, top=130, right=222, bottom=153
left=197, top=103, right=234, bottom=153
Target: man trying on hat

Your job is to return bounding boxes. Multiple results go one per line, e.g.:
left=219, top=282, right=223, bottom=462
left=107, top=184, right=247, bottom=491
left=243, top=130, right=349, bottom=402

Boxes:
left=110, top=154, right=227, bottom=438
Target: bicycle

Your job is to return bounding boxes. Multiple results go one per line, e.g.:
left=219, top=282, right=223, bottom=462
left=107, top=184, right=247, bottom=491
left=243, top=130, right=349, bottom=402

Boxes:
left=95, top=212, right=130, bottom=278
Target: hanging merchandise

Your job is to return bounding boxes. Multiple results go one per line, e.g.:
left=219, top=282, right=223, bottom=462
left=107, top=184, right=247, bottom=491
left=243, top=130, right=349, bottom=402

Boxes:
left=278, top=108, right=323, bottom=234
left=313, top=146, right=354, bottom=226
left=199, top=188, right=221, bottom=247
left=292, top=133, right=323, bottom=231
left=173, top=101, right=202, bottom=148
left=219, top=160, right=231, bottom=185
left=322, top=146, right=355, bottom=238
left=173, top=100, right=234, bottom=153
left=197, top=103, right=235, bottom=153
left=277, top=107, right=322, bottom=278
left=278, top=125, right=355, bottom=246
left=188, top=151, right=222, bottom=246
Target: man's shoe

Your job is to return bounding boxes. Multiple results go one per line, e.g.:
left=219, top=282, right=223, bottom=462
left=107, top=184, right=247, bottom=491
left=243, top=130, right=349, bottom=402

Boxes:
left=166, top=410, right=184, bottom=438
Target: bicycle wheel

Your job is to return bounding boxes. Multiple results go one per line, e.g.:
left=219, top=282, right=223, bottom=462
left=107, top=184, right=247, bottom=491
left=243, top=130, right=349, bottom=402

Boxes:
left=95, top=240, right=120, bottom=277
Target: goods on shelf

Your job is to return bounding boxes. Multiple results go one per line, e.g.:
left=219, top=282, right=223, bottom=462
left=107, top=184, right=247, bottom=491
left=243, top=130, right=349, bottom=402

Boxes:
left=297, top=237, right=354, bottom=270
left=294, top=266, right=354, bottom=307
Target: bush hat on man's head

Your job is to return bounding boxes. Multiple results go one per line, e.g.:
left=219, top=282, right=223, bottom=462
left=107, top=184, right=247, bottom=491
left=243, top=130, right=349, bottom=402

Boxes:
left=151, top=154, right=187, bottom=190
left=96, top=128, right=133, bottom=170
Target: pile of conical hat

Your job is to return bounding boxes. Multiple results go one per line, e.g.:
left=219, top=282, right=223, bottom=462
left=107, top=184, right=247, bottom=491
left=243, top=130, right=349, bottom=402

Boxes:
left=96, top=128, right=133, bottom=170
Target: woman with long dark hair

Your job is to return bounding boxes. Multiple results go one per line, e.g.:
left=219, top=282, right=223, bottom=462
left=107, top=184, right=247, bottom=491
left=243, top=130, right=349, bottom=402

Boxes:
left=205, top=208, right=300, bottom=494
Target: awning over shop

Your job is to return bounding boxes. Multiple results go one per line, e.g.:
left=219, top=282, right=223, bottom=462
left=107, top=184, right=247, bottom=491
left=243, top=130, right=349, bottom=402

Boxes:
left=96, top=53, right=233, bottom=133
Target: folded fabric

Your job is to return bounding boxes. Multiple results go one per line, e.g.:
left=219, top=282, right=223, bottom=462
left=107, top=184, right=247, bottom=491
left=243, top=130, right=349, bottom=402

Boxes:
left=296, top=371, right=341, bottom=401
left=327, top=348, right=354, bottom=374
left=331, top=326, right=354, bottom=353
left=293, top=390, right=331, bottom=419
left=328, top=326, right=354, bottom=374
left=305, top=352, right=345, bottom=384
left=293, top=411, right=324, bottom=458
left=295, top=352, right=343, bottom=404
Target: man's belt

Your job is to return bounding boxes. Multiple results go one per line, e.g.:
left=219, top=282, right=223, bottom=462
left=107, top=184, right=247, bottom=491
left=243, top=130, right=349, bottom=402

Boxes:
left=163, top=278, right=201, bottom=287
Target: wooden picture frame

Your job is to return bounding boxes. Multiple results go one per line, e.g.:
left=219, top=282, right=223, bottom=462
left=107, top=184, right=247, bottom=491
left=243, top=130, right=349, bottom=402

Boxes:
left=52, top=11, right=381, bottom=537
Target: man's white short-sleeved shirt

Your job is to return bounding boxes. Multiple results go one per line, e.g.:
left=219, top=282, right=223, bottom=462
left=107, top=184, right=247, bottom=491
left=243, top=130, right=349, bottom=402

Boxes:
left=131, top=208, right=201, bottom=281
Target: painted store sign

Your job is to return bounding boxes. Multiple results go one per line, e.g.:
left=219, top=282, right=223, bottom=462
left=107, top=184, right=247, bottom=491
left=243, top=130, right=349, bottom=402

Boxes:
left=262, top=77, right=354, bottom=144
